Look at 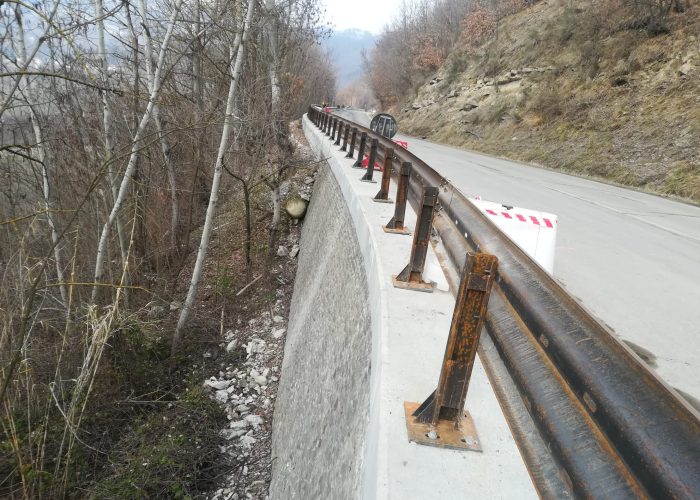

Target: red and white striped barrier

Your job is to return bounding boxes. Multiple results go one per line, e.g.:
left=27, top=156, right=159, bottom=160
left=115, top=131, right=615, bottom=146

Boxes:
left=483, top=208, right=555, bottom=228
left=471, top=198, right=557, bottom=274
left=361, top=139, right=410, bottom=170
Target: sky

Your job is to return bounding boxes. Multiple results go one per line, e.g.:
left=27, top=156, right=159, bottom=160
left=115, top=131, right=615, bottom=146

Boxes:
left=322, top=0, right=403, bottom=34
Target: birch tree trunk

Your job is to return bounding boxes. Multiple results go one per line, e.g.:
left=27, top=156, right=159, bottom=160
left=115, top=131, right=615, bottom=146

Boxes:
left=91, top=0, right=184, bottom=302
left=263, top=0, right=291, bottom=257
left=0, top=1, right=60, bottom=120
left=14, top=5, right=68, bottom=309
left=94, top=0, right=129, bottom=280
left=173, top=0, right=257, bottom=353
left=137, top=0, right=180, bottom=255
left=264, top=0, right=290, bottom=152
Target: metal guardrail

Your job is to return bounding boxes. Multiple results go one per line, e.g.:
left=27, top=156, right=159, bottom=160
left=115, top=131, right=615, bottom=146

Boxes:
left=307, top=106, right=700, bottom=499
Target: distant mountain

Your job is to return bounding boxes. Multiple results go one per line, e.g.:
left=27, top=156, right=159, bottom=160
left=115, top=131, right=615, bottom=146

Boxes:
left=324, top=29, right=377, bottom=89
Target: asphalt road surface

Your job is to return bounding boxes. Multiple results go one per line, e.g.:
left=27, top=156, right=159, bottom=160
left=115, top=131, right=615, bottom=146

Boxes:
left=335, top=108, right=700, bottom=406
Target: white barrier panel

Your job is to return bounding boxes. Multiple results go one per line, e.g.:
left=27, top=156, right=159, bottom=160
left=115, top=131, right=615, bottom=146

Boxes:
left=470, top=198, right=557, bottom=274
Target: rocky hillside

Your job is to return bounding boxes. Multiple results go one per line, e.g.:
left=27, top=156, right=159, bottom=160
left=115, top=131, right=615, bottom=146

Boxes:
left=398, top=0, right=700, bottom=202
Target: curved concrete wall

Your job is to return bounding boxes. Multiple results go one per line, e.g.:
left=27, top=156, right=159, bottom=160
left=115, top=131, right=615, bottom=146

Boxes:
left=269, top=163, right=372, bottom=499
left=271, top=115, right=535, bottom=500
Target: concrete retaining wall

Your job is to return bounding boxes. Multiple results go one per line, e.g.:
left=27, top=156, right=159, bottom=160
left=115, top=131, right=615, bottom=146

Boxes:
left=271, top=115, right=535, bottom=500
left=269, top=163, right=372, bottom=499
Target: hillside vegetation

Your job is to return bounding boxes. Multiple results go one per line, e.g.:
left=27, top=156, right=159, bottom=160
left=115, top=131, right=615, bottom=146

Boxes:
left=0, top=0, right=332, bottom=497
left=393, top=0, right=700, bottom=202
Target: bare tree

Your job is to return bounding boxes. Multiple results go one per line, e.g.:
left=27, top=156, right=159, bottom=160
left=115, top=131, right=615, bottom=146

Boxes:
left=12, top=5, right=68, bottom=309
left=137, top=0, right=180, bottom=255
left=91, top=0, right=184, bottom=302
left=94, top=0, right=129, bottom=281
left=173, top=0, right=257, bottom=352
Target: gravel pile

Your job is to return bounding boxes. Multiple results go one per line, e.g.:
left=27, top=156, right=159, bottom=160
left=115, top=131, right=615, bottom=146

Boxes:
left=206, top=238, right=299, bottom=500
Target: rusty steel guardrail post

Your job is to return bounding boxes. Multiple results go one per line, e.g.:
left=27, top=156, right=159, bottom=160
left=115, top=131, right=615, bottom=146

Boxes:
left=404, top=252, right=498, bottom=451
left=341, top=125, right=350, bottom=151
left=353, top=132, right=367, bottom=168
left=373, top=147, right=394, bottom=203
left=383, top=162, right=412, bottom=234
left=346, top=128, right=358, bottom=158
left=334, top=122, right=343, bottom=146
left=332, top=118, right=338, bottom=141
left=321, top=113, right=327, bottom=132
left=392, top=186, right=438, bottom=292
left=361, top=139, right=379, bottom=182
left=327, top=117, right=334, bottom=137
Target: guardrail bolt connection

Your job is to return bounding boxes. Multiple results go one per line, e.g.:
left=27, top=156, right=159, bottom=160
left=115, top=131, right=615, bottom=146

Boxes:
left=383, top=162, right=412, bottom=233
left=361, top=139, right=379, bottom=182
left=392, top=186, right=439, bottom=292
left=346, top=128, right=358, bottom=159
left=403, top=252, right=498, bottom=451
left=353, top=132, right=367, bottom=168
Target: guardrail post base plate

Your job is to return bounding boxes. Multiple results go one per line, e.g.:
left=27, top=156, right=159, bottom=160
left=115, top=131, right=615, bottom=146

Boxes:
left=391, top=270, right=434, bottom=292
left=403, top=402, right=481, bottom=451
left=392, top=186, right=438, bottom=292
left=383, top=225, right=410, bottom=235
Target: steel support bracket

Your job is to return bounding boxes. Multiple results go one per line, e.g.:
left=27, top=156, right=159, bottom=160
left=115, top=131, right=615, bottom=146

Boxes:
left=392, top=186, right=439, bottom=292
left=361, top=139, right=379, bottom=182
left=383, top=161, right=412, bottom=234
left=345, top=128, right=357, bottom=158
left=352, top=132, right=367, bottom=168
left=373, top=147, right=394, bottom=203
left=404, top=252, right=498, bottom=451
left=334, top=122, right=343, bottom=145
left=341, top=126, right=349, bottom=151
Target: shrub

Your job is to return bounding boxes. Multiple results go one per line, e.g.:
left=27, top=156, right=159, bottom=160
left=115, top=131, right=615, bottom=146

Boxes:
left=445, top=51, right=471, bottom=85
left=579, top=41, right=602, bottom=78
left=88, top=387, right=228, bottom=499
left=526, top=80, right=566, bottom=122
